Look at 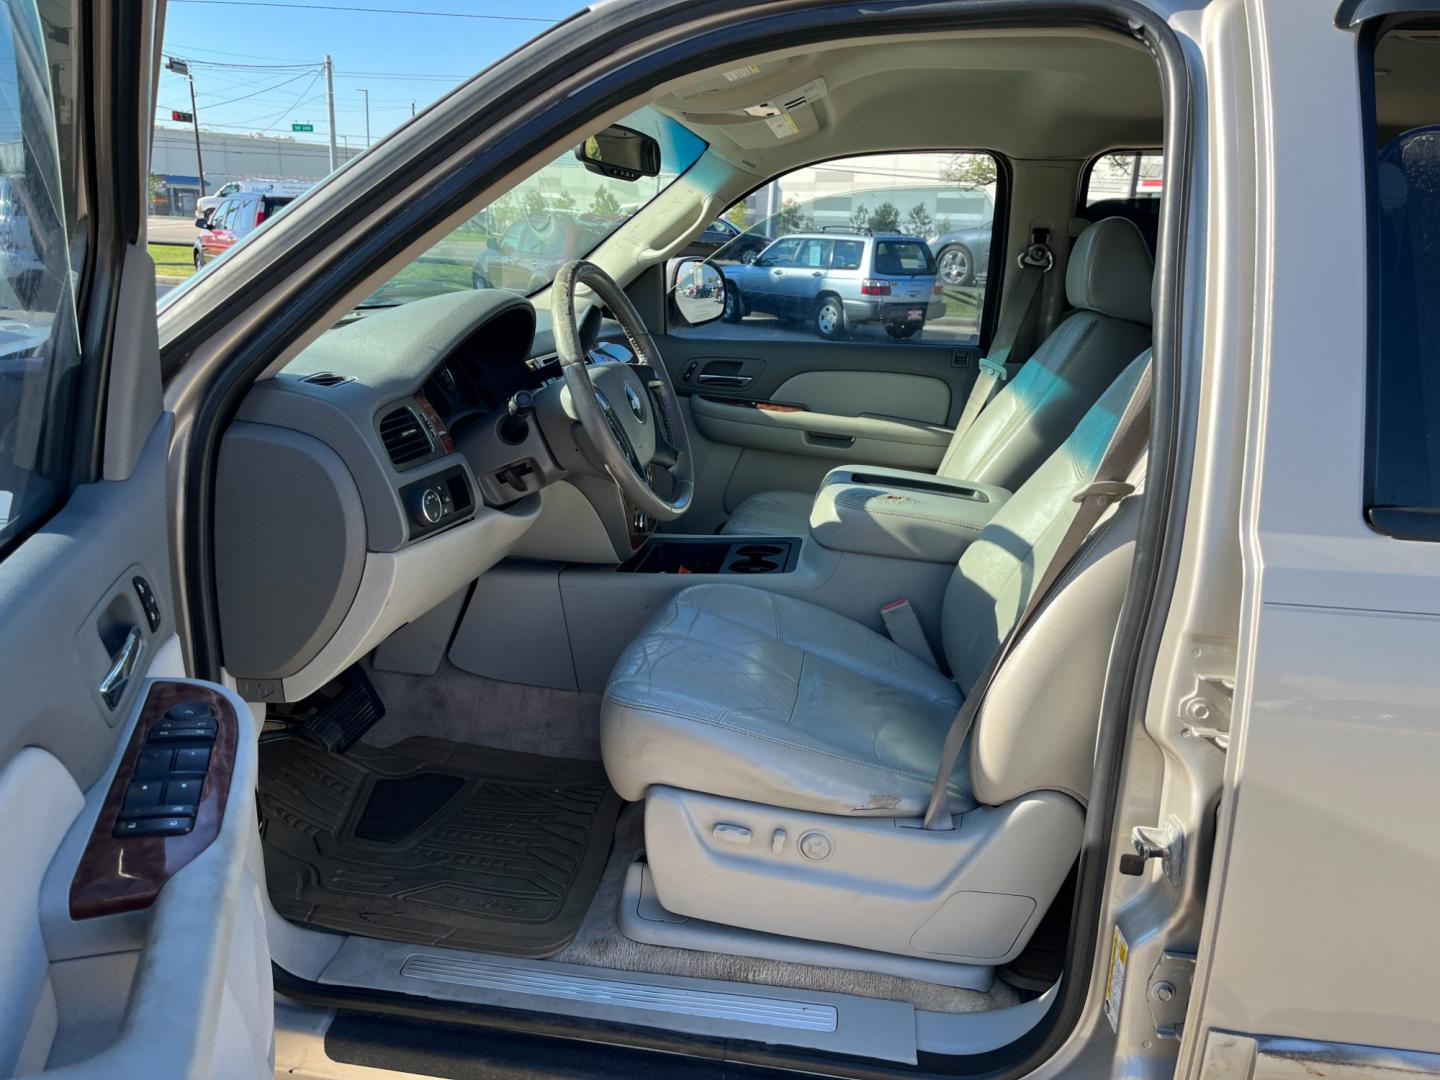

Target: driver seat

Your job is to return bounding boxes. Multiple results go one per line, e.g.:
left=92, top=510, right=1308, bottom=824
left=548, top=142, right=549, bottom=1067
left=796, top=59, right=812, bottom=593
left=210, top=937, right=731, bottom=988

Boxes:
left=600, top=353, right=1148, bottom=971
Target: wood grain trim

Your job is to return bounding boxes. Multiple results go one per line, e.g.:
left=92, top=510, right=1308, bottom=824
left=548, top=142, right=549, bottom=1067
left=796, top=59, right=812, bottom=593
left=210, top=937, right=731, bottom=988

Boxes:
left=69, top=682, right=238, bottom=920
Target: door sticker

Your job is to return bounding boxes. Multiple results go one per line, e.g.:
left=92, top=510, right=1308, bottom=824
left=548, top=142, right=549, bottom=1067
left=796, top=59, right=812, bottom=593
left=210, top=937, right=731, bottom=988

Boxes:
left=1104, top=924, right=1129, bottom=1032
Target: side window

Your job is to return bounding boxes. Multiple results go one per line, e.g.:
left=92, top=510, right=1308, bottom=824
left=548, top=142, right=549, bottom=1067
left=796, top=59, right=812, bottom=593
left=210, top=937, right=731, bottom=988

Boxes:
left=0, top=4, right=82, bottom=554
left=758, top=238, right=800, bottom=266
left=1365, top=25, right=1440, bottom=535
left=675, top=151, right=1000, bottom=347
left=1083, top=151, right=1165, bottom=204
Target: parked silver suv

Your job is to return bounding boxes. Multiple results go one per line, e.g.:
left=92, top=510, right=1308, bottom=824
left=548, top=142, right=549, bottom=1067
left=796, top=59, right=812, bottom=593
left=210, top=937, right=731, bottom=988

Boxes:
left=719, top=229, right=945, bottom=339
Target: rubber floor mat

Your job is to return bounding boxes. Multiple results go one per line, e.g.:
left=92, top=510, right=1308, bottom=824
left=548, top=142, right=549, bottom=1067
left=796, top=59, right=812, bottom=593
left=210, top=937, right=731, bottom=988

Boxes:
left=259, top=736, right=621, bottom=958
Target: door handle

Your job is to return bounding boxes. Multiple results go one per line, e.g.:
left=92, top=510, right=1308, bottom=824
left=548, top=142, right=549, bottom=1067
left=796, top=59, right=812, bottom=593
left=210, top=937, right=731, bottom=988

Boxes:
left=99, top=625, right=145, bottom=710
left=811, top=271, right=822, bottom=278
left=697, top=374, right=753, bottom=388
left=771, top=269, right=783, bottom=276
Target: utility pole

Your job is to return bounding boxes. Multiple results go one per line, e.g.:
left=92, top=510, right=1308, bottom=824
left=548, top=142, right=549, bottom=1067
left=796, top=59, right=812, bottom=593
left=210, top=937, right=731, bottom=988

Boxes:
left=324, top=54, right=338, bottom=171
left=166, top=57, right=205, bottom=203
left=359, top=88, right=370, bottom=147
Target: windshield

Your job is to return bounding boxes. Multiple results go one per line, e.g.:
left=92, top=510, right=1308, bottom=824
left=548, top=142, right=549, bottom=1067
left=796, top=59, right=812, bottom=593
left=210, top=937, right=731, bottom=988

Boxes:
left=360, top=107, right=705, bottom=308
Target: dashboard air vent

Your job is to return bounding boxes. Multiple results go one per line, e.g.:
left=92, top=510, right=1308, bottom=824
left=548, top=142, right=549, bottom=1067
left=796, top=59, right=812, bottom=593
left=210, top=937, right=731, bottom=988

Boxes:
left=379, top=406, right=432, bottom=467
left=302, top=371, right=350, bottom=387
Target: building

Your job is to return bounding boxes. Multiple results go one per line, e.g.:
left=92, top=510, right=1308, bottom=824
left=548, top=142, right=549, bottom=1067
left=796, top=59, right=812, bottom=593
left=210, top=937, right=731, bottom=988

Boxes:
left=150, top=125, right=364, bottom=216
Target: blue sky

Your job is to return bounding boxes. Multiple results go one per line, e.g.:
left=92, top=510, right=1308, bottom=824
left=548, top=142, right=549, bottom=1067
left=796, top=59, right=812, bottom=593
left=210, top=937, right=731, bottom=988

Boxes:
left=154, top=0, right=583, bottom=151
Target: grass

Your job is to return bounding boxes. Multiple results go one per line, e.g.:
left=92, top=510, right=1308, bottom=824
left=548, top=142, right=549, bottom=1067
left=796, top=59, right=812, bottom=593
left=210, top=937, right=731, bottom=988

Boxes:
left=149, top=243, right=194, bottom=280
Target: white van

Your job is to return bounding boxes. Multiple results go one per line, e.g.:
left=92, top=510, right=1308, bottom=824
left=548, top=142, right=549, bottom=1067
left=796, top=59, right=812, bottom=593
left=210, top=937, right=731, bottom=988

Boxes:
left=2, top=2, right=1438, bottom=1079
left=196, top=177, right=315, bottom=221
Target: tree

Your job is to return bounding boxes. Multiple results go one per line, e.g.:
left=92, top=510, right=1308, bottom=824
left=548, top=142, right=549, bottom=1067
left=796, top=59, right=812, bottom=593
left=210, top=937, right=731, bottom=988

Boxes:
left=905, top=203, right=933, bottom=236
left=868, top=200, right=900, bottom=232
left=942, top=154, right=997, bottom=187
left=726, top=204, right=747, bottom=229
left=775, top=197, right=814, bottom=234
left=848, top=202, right=871, bottom=232
left=551, top=189, right=577, bottom=212
left=590, top=186, right=621, bottom=217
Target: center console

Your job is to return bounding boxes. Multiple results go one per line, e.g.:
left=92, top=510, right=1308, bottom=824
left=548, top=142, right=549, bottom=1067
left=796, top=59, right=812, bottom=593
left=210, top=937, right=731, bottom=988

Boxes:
left=619, top=537, right=801, bottom=576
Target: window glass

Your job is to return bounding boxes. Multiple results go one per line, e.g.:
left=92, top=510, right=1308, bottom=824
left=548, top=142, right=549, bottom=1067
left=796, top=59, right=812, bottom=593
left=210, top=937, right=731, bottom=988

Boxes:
left=356, top=106, right=706, bottom=308
left=1365, top=27, right=1440, bottom=529
left=1084, top=152, right=1165, bottom=204
left=0, top=1, right=82, bottom=552
left=676, top=151, right=999, bottom=347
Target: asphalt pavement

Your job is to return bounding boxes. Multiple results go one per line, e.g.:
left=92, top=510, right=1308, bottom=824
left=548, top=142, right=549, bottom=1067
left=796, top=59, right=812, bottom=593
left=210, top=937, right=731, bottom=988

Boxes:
left=149, top=214, right=199, bottom=245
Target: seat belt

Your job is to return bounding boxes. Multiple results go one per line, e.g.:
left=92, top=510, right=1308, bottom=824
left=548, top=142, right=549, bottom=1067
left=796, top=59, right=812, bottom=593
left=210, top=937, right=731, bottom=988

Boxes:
left=942, top=232, right=1055, bottom=463
left=921, top=360, right=1153, bottom=830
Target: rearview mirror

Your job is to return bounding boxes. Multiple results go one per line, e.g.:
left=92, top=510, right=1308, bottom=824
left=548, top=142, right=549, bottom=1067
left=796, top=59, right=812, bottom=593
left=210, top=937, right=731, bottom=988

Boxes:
left=671, top=259, right=725, bottom=327
left=575, top=124, right=661, bottom=182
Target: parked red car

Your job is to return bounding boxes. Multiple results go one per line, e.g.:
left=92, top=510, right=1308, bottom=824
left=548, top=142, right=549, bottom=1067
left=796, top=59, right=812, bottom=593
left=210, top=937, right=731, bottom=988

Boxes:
left=192, top=191, right=296, bottom=268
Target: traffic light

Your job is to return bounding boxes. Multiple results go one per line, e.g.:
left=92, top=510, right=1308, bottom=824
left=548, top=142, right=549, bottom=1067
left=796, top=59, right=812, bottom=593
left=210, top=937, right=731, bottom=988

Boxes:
left=171, top=110, right=193, bottom=123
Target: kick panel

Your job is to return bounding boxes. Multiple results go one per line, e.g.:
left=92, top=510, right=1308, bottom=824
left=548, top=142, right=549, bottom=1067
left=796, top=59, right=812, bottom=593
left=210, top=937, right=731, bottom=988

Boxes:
left=68, top=682, right=238, bottom=919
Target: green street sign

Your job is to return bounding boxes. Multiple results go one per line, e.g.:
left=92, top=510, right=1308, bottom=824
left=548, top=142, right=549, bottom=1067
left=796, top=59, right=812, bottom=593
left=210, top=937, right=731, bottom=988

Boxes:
left=291, top=123, right=314, bottom=133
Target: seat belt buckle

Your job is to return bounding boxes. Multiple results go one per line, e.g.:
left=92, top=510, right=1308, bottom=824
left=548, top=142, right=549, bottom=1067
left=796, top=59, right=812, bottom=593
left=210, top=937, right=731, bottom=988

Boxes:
left=1072, top=480, right=1135, bottom=506
left=881, top=599, right=939, bottom=669
left=978, top=356, right=1008, bottom=381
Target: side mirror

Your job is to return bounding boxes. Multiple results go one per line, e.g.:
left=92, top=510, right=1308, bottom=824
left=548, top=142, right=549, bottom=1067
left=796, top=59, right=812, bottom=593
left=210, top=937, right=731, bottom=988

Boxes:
left=574, top=124, right=661, bottom=181
left=671, top=259, right=725, bottom=327
left=486, top=235, right=500, bottom=252
left=194, top=215, right=209, bottom=229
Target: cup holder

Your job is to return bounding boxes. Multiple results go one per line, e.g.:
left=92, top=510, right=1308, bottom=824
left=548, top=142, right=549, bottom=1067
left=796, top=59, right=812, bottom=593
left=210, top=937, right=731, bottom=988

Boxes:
left=727, top=542, right=785, bottom=574
left=726, top=556, right=780, bottom=573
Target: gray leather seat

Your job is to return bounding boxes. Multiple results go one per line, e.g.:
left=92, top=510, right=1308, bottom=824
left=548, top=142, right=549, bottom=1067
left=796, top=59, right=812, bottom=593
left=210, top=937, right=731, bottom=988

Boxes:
left=720, top=216, right=1154, bottom=537
left=604, top=352, right=1149, bottom=815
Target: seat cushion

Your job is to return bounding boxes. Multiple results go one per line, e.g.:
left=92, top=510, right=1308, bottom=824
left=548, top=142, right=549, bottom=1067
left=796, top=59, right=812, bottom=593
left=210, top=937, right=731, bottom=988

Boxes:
left=720, top=489, right=813, bottom=536
left=601, top=583, right=972, bottom=816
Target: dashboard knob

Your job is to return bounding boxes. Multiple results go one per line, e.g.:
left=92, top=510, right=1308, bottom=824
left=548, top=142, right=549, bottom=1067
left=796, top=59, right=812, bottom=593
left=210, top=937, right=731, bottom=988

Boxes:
left=415, top=486, right=445, bottom=526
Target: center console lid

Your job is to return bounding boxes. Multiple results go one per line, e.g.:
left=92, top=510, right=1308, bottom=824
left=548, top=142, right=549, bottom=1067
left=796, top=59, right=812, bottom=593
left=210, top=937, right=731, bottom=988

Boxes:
left=809, top=465, right=1010, bottom=564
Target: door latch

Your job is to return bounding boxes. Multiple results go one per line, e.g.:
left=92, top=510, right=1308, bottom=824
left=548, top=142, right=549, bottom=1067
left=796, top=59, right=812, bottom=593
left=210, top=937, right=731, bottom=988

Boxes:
left=1146, top=951, right=1196, bottom=1039
left=1119, top=813, right=1185, bottom=884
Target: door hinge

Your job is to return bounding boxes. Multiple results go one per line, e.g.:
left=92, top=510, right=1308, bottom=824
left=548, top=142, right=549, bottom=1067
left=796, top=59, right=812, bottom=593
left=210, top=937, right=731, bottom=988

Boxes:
left=1179, top=672, right=1233, bottom=750
left=1146, top=952, right=1196, bottom=1039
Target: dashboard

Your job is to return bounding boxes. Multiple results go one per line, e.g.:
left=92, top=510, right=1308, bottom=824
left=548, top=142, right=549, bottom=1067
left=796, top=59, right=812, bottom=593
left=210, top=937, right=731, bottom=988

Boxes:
left=212, top=289, right=606, bottom=703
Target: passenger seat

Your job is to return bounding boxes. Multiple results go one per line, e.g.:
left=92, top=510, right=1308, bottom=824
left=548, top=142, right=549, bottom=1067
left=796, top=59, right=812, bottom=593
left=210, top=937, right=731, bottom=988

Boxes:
left=721, top=216, right=1154, bottom=536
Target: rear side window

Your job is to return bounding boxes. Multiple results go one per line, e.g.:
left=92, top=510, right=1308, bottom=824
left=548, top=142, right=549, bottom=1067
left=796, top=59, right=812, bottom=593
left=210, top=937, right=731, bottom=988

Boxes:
left=1084, top=151, right=1165, bottom=203
left=1364, top=25, right=1440, bottom=536
left=874, top=240, right=935, bottom=275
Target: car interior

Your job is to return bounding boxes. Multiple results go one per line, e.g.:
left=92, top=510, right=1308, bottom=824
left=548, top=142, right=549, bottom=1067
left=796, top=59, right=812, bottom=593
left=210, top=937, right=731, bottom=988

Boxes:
left=12, top=15, right=1192, bottom=1078
left=205, top=27, right=1171, bottom=1067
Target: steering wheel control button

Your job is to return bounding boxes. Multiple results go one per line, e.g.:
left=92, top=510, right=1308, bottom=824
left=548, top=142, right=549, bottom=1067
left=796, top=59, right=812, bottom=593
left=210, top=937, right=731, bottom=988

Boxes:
left=771, top=829, right=788, bottom=855
left=798, top=831, right=833, bottom=861
left=712, top=823, right=752, bottom=846
left=165, top=701, right=216, bottom=726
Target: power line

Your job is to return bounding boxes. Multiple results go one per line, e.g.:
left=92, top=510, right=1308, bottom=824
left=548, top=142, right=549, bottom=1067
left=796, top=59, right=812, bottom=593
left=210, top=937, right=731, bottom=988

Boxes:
left=169, top=1, right=558, bottom=23
left=193, top=68, right=322, bottom=108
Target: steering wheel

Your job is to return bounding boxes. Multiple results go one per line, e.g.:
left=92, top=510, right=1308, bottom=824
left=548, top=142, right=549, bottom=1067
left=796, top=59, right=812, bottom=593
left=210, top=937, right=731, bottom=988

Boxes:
left=552, top=259, right=694, bottom=520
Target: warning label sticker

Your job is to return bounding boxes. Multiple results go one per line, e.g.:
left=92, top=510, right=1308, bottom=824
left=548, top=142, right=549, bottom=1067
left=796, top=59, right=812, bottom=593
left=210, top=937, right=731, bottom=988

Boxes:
left=1103, top=924, right=1129, bottom=1032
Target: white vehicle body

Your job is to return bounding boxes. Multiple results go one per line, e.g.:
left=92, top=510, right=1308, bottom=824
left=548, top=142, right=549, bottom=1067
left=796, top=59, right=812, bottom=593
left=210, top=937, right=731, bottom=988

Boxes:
left=196, top=177, right=315, bottom=219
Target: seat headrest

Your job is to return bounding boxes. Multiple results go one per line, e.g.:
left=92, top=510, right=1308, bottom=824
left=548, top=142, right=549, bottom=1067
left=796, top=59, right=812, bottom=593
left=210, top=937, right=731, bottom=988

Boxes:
left=1065, top=217, right=1155, bottom=326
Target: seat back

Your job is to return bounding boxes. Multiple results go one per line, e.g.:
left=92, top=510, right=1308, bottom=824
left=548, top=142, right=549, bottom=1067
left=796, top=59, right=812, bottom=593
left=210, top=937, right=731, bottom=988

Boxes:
left=941, top=352, right=1150, bottom=805
left=937, top=217, right=1154, bottom=489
